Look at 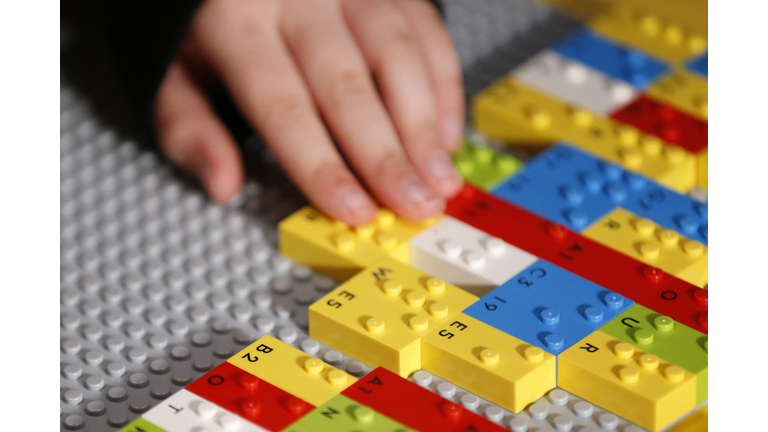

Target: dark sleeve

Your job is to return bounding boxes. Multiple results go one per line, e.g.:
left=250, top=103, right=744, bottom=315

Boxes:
left=99, top=0, right=444, bottom=139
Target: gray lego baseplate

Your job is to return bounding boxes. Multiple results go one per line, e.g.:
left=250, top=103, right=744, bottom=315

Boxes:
left=61, top=1, right=679, bottom=431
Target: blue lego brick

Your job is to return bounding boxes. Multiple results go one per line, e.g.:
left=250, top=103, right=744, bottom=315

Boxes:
left=622, top=181, right=708, bottom=246
left=688, top=53, right=708, bottom=78
left=500, top=260, right=635, bottom=329
left=490, top=143, right=646, bottom=232
left=552, top=27, right=669, bottom=89
left=464, top=287, right=596, bottom=355
left=491, top=143, right=708, bottom=245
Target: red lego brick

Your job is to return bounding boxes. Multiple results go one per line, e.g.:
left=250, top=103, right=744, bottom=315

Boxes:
left=610, top=94, right=708, bottom=154
left=342, top=367, right=509, bottom=432
left=186, top=361, right=314, bottom=431
left=445, top=185, right=708, bottom=334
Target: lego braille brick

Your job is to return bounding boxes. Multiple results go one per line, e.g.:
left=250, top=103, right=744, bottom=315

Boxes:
left=142, top=389, right=270, bottom=432
left=421, top=313, right=557, bottom=413
left=186, top=361, right=314, bottom=431
left=309, top=258, right=478, bottom=377
left=409, top=215, right=538, bottom=296
left=229, top=335, right=356, bottom=407
left=583, top=208, right=707, bottom=287
left=465, top=286, right=597, bottom=355
left=667, top=403, right=707, bottom=432
left=117, top=417, right=167, bottom=432
left=551, top=27, right=669, bottom=89
left=611, top=95, right=707, bottom=154
left=490, top=143, right=641, bottom=231
left=343, top=367, right=509, bottom=432
left=558, top=331, right=697, bottom=431
left=472, top=77, right=697, bottom=192
left=453, top=139, right=524, bottom=190
left=512, top=49, right=638, bottom=115
left=687, top=52, right=708, bottom=78
left=600, top=304, right=708, bottom=404
left=411, top=371, right=651, bottom=432
left=278, top=206, right=438, bottom=282
left=446, top=185, right=709, bottom=334
left=284, top=394, right=415, bottom=432
left=646, top=69, right=708, bottom=121
left=491, top=260, right=636, bottom=328
left=697, top=148, right=707, bottom=190
left=587, top=5, right=707, bottom=64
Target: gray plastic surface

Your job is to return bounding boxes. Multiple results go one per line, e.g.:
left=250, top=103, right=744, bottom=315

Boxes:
left=61, top=1, right=582, bottom=430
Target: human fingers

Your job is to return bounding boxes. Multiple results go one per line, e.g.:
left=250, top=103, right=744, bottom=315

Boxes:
left=393, top=0, right=465, bottom=152
left=190, top=0, right=379, bottom=225
left=279, top=0, right=447, bottom=220
left=341, top=0, right=463, bottom=198
left=154, top=60, right=244, bottom=203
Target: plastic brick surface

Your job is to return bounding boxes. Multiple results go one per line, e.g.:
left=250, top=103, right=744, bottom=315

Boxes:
left=285, top=394, right=415, bottom=432
left=687, top=53, right=708, bottom=77
left=646, top=69, right=708, bottom=121
left=309, top=258, right=478, bottom=377
left=117, top=417, right=167, bottom=432
left=583, top=208, right=707, bottom=287
left=445, top=185, right=709, bottom=334
left=587, top=5, right=707, bottom=64
left=611, top=95, right=707, bottom=154
left=229, top=335, right=356, bottom=407
left=495, top=260, right=636, bottom=329
left=342, top=367, right=510, bottom=432
left=600, top=304, right=708, bottom=404
left=491, top=143, right=643, bottom=231
left=472, top=77, right=697, bottom=192
left=552, top=27, right=669, bottom=89
left=512, top=49, right=638, bottom=115
left=142, top=389, right=270, bottom=432
left=186, top=361, right=313, bottom=431
left=421, top=313, right=557, bottom=412
left=278, top=206, right=437, bottom=282
left=453, top=140, right=524, bottom=190
left=409, top=215, right=538, bottom=296
left=558, top=331, right=697, bottom=431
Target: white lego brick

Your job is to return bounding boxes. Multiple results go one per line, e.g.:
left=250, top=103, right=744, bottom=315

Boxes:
left=409, top=216, right=538, bottom=296
left=143, top=389, right=269, bottom=432
left=512, top=49, right=638, bottom=115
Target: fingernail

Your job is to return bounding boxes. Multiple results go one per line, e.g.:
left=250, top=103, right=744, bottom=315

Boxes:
left=336, top=184, right=375, bottom=220
left=441, top=116, right=464, bottom=149
left=427, top=150, right=463, bottom=194
left=400, top=175, right=443, bottom=211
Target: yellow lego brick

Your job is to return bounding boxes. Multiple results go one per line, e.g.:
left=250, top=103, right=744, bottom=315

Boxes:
left=588, top=5, right=707, bottom=65
left=278, top=206, right=438, bottom=282
left=309, top=258, right=478, bottom=378
left=614, top=0, right=707, bottom=38
left=229, top=335, right=356, bottom=407
left=647, top=69, right=708, bottom=121
left=421, top=313, right=556, bottom=413
left=472, top=77, right=697, bottom=192
left=583, top=208, right=707, bottom=287
left=558, top=330, right=697, bottom=431
left=698, top=148, right=707, bottom=190
left=667, top=403, right=708, bottom=432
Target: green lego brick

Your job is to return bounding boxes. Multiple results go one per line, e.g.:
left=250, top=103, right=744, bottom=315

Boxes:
left=286, top=394, right=414, bottom=432
left=453, top=140, right=524, bottom=190
left=117, top=417, right=167, bottom=432
left=601, top=304, right=708, bottom=404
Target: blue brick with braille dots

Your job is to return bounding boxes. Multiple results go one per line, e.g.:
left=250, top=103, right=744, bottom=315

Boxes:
left=490, top=143, right=648, bottom=232
left=552, top=27, right=669, bottom=89
left=688, top=52, right=708, bottom=78
left=463, top=281, right=597, bottom=356
left=622, top=182, right=708, bottom=246
left=494, top=260, right=635, bottom=330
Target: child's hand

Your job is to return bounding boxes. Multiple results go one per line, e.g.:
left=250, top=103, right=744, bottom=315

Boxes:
left=154, top=0, right=465, bottom=225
